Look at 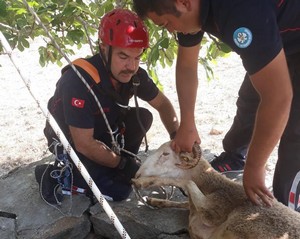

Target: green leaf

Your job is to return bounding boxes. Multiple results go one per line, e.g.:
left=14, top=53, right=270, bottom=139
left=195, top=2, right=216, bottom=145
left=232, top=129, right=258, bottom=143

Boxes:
left=62, top=6, right=76, bottom=17
left=1, top=0, right=229, bottom=86
left=16, top=8, right=27, bottom=15
left=219, top=42, right=232, bottom=53
left=17, top=41, right=24, bottom=51
left=148, top=47, right=159, bottom=66
left=0, top=0, right=8, bottom=17
left=159, top=38, right=169, bottom=49
left=66, top=29, right=85, bottom=44
left=21, top=37, right=30, bottom=48
left=148, top=68, right=163, bottom=91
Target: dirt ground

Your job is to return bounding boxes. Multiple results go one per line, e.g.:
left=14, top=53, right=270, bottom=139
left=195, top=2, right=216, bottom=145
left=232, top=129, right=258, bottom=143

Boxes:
left=0, top=38, right=277, bottom=189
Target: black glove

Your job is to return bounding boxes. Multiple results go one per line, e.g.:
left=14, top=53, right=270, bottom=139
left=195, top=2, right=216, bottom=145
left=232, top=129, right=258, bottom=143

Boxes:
left=115, top=155, right=141, bottom=183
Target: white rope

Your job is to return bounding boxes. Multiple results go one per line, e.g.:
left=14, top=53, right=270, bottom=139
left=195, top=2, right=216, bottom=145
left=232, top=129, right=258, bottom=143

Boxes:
left=0, top=31, right=130, bottom=239
left=20, top=0, right=146, bottom=160
left=21, top=0, right=118, bottom=151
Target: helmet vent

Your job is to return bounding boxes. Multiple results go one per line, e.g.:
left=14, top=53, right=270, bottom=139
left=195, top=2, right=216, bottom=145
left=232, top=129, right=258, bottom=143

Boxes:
left=99, top=9, right=149, bottom=48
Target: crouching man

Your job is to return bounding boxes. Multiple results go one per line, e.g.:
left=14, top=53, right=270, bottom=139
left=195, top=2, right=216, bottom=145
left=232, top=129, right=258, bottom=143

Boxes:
left=35, top=9, right=178, bottom=204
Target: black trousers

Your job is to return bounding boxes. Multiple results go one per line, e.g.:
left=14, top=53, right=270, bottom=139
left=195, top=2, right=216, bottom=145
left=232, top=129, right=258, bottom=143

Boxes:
left=222, top=52, right=300, bottom=210
left=71, top=107, right=153, bottom=201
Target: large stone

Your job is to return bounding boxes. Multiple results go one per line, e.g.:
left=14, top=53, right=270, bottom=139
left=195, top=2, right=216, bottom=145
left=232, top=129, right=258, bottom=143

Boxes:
left=0, top=157, right=91, bottom=239
left=90, top=190, right=190, bottom=239
left=0, top=158, right=192, bottom=239
left=0, top=216, right=16, bottom=239
left=1, top=153, right=207, bottom=238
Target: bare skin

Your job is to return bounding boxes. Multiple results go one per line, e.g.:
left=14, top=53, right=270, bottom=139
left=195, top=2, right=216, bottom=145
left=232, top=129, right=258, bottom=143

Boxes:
left=144, top=0, right=293, bottom=206
left=245, top=49, right=292, bottom=206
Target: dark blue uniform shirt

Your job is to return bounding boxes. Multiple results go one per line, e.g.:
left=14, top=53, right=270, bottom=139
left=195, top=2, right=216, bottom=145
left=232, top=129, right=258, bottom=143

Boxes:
left=178, top=0, right=300, bottom=75
left=47, top=54, right=159, bottom=141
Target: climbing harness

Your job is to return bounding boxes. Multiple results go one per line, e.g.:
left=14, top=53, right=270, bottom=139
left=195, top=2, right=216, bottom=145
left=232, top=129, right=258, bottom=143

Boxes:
left=71, top=58, right=149, bottom=153
left=113, top=122, right=126, bottom=150
left=71, top=58, right=149, bottom=154
left=132, top=74, right=149, bottom=152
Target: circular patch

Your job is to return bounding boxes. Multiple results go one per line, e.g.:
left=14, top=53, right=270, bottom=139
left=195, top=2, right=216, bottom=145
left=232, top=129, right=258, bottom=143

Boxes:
left=233, top=27, right=252, bottom=48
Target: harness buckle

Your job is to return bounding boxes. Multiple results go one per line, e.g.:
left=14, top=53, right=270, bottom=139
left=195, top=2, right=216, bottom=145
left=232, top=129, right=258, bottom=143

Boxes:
left=132, top=75, right=140, bottom=86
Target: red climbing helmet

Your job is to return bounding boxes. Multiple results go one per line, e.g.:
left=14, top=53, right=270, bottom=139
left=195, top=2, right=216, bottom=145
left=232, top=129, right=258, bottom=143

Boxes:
left=99, top=9, right=149, bottom=49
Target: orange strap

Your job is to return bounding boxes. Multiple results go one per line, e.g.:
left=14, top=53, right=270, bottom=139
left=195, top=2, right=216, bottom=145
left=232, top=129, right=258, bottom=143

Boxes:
left=72, top=58, right=101, bottom=84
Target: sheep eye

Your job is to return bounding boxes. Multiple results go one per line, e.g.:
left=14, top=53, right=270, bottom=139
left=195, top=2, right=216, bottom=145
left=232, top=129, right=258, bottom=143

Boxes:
left=162, top=152, right=169, bottom=156
left=182, top=156, right=189, bottom=162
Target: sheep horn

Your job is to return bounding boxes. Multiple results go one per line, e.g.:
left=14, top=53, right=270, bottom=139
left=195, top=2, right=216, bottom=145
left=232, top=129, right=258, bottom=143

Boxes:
left=176, top=143, right=202, bottom=169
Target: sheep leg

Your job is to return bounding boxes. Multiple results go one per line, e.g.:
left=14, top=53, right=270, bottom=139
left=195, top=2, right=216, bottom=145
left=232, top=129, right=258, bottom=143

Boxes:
left=133, top=177, right=224, bottom=227
left=133, top=177, right=205, bottom=211
left=182, top=181, right=229, bottom=227
left=147, top=197, right=189, bottom=209
left=133, top=177, right=207, bottom=205
left=132, top=177, right=190, bottom=208
left=132, top=176, right=189, bottom=191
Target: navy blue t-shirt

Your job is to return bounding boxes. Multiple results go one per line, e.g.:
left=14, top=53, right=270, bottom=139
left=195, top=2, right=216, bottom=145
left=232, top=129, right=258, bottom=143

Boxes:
left=47, top=54, right=159, bottom=141
left=178, top=0, right=300, bottom=75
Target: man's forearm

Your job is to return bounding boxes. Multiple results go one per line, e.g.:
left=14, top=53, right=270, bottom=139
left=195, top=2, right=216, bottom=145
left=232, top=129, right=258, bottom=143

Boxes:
left=246, top=98, right=291, bottom=168
left=176, top=72, right=198, bottom=126
left=76, top=139, right=120, bottom=168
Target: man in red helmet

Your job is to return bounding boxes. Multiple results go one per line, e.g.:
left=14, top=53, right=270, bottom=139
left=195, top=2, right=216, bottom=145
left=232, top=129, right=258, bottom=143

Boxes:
left=35, top=9, right=179, bottom=204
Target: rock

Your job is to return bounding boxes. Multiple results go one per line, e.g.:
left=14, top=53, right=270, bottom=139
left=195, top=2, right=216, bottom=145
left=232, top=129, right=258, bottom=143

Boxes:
left=0, top=216, right=16, bottom=239
left=90, top=194, right=190, bottom=239
left=0, top=157, right=191, bottom=239
left=0, top=157, right=91, bottom=239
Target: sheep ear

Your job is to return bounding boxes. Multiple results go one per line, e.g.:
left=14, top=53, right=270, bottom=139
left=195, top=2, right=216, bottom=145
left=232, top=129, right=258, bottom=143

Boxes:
left=176, top=143, right=201, bottom=169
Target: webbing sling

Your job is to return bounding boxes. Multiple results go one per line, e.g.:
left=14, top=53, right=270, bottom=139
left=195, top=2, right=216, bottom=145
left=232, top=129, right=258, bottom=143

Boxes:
left=71, top=58, right=148, bottom=152
left=72, top=58, right=128, bottom=150
left=72, top=58, right=101, bottom=84
left=72, top=58, right=129, bottom=106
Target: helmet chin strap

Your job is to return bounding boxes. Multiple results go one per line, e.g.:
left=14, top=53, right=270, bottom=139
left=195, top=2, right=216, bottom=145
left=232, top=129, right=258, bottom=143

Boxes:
left=99, top=45, right=123, bottom=84
left=99, top=44, right=149, bottom=152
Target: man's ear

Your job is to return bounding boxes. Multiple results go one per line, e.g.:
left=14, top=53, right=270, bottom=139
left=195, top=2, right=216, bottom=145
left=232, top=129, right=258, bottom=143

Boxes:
left=175, top=0, right=192, bottom=12
left=99, top=43, right=110, bottom=60
left=99, top=43, right=106, bottom=53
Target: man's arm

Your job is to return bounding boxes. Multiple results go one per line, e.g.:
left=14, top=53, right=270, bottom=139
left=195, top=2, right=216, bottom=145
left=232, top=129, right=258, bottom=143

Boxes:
left=69, top=126, right=120, bottom=168
left=148, top=91, right=179, bottom=138
left=245, top=49, right=293, bottom=206
left=172, top=44, right=201, bottom=153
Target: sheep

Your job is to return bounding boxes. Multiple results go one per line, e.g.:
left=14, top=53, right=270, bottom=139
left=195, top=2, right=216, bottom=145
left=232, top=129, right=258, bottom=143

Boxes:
left=132, top=141, right=300, bottom=239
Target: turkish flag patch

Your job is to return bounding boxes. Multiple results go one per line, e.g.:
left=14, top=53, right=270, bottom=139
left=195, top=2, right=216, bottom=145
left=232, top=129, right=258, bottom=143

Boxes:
left=71, top=97, right=85, bottom=108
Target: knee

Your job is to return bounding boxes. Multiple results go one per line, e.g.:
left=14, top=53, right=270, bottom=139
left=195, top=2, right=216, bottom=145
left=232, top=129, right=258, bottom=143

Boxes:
left=139, top=108, right=153, bottom=130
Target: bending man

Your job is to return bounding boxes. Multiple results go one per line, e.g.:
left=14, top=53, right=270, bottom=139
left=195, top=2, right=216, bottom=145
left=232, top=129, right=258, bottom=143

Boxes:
left=132, top=0, right=300, bottom=210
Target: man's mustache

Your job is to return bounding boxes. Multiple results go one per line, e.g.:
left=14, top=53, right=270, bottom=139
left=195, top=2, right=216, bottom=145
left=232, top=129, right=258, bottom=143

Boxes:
left=120, top=70, right=135, bottom=75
